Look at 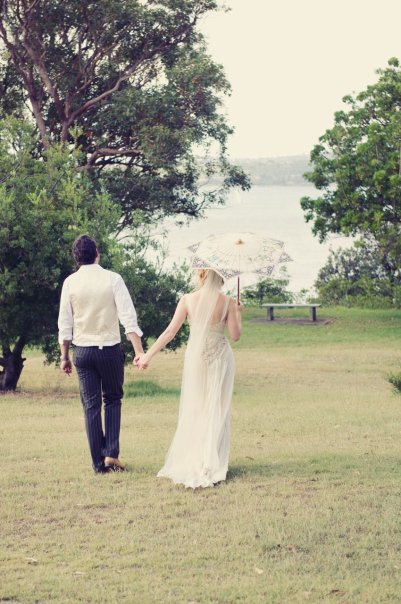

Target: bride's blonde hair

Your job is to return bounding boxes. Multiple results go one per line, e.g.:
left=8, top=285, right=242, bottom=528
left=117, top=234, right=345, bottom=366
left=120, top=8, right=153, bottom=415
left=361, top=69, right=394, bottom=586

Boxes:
left=196, top=268, right=224, bottom=289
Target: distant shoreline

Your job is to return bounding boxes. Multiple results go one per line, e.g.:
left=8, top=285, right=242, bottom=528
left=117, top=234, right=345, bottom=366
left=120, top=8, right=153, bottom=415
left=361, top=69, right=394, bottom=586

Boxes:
left=237, top=155, right=310, bottom=187
left=206, top=155, right=311, bottom=187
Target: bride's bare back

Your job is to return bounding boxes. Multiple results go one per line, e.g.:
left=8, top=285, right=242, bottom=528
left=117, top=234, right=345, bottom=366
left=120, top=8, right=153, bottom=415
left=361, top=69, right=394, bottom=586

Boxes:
left=186, top=291, right=241, bottom=341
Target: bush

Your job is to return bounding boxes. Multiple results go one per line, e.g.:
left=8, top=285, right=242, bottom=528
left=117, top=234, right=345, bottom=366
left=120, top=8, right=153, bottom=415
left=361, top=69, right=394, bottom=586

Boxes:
left=388, top=372, right=401, bottom=394
left=315, top=240, right=401, bottom=308
left=317, top=275, right=398, bottom=308
left=241, top=275, right=293, bottom=306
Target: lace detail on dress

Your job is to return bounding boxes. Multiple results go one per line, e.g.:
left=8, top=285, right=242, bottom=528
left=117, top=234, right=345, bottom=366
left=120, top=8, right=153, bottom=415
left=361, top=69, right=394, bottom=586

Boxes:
left=202, top=321, right=228, bottom=364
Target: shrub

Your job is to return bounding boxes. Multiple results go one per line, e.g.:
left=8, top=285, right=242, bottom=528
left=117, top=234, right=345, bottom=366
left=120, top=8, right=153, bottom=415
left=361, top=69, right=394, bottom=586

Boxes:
left=315, top=239, right=401, bottom=308
left=241, top=274, right=293, bottom=306
left=388, top=372, right=401, bottom=394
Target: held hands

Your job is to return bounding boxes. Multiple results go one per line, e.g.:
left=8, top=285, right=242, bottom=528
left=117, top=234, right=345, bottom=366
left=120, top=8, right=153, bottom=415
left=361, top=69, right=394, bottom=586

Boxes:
left=134, top=353, right=150, bottom=370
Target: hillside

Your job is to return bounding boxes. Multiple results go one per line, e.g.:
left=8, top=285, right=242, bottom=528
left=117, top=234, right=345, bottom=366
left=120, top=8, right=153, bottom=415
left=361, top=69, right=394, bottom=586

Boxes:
left=237, top=155, right=310, bottom=186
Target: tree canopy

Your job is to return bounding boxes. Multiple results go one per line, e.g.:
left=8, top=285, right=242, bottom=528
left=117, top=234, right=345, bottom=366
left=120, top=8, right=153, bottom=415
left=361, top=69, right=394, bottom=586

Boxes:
left=314, top=238, right=401, bottom=308
left=0, top=2, right=249, bottom=390
left=0, top=119, right=192, bottom=389
left=301, top=58, right=401, bottom=248
left=0, top=119, right=118, bottom=389
left=0, top=0, right=249, bottom=226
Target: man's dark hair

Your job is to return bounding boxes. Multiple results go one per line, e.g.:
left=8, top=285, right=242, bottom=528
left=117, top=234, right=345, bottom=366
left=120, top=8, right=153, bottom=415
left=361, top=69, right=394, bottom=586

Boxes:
left=72, top=235, right=98, bottom=265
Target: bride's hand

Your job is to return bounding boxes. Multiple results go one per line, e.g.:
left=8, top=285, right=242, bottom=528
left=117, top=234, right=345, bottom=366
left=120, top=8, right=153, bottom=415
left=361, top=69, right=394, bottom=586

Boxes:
left=134, top=353, right=150, bottom=370
left=236, top=300, right=244, bottom=313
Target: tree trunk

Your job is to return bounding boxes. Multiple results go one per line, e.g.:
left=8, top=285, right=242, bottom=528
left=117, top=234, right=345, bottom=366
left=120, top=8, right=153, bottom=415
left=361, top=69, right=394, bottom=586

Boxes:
left=0, top=340, right=26, bottom=392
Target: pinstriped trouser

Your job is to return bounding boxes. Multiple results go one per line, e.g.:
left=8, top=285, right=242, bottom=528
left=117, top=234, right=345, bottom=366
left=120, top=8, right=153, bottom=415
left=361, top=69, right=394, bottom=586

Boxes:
left=73, top=344, right=124, bottom=471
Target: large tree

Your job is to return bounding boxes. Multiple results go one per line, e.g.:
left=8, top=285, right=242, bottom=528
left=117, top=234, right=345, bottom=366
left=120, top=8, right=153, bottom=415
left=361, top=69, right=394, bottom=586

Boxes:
left=301, top=57, right=401, bottom=279
left=0, top=0, right=249, bottom=227
left=0, top=119, right=191, bottom=391
left=0, top=118, right=120, bottom=390
left=0, top=1, right=249, bottom=391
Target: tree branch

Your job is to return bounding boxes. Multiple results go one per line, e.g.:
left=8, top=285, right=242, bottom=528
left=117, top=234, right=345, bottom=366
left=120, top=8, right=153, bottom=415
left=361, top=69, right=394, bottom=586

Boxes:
left=67, top=58, right=147, bottom=126
left=81, top=146, right=142, bottom=170
left=0, top=16, right=50, bottom=148
left=1, top=341, right=11, bottom=357
left=20, top=10, right=66, bottom=122
left=21, top=0, right=40, bottom=15
left=67, top=24, right=132, bottom=108
left=24, top=66, right=50, bottom=148
left=13, top=335, right=27, bottom=357
left=23, top=42, right=65, bottom=119
left=67, top=19, right=195, bottom=127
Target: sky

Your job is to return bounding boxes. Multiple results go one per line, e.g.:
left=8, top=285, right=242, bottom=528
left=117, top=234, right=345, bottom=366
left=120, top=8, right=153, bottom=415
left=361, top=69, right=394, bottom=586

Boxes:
left=200, top=0, right=401, bottom=158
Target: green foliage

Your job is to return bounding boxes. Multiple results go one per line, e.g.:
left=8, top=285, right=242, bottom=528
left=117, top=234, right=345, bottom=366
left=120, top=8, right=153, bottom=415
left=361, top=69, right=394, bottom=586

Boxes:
left=316, top=276, right=399, bottom=309
left=301, top=58, right=401, bottom=252
left=0, top=118, right=191, bottom=376
left=315, top=238, right=401, bottom=307
left=0, top=0, right=250, bottom=224
left=0, top=118, right=119, bottom=358
left=0, top=1, right=251, bottom=386
left=388, top=371, right=401, bottom=394
left=241, top=275, right=293, bottom=306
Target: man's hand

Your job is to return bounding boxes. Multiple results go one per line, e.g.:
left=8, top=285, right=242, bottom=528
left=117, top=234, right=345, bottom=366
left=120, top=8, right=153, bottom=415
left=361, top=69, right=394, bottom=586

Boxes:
left=60, top=359, right=72, bottom=376
left=134, top=353, right=150, bottom=370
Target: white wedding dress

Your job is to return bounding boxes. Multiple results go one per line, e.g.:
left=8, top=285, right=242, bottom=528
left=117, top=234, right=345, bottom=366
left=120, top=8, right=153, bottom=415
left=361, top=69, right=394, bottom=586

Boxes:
left=157, top=282, right=235, bottom=489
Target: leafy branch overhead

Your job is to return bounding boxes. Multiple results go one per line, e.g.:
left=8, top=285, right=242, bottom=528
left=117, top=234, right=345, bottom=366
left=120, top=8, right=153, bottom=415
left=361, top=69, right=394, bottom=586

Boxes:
left=0, top=0, right=250, bottom=223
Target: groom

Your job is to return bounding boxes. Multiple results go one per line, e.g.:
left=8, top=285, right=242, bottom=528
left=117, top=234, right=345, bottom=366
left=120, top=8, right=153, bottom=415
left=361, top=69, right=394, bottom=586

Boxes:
left=58, top=235, right=144, bottom=473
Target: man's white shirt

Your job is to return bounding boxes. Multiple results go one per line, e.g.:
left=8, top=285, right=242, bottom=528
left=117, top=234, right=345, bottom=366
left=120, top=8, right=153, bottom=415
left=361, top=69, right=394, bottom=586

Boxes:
left=58, top=264, right=143, bottom=346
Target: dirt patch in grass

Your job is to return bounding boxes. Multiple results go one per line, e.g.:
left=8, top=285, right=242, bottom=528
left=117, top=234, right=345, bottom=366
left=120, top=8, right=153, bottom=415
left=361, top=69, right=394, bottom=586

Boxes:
left=249, top=317, right=333, bottom=325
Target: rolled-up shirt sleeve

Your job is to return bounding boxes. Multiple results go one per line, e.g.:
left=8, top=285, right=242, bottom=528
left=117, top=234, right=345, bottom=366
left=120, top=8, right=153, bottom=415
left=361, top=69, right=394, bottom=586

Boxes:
left=113, top=275, right=143, bottom=337
left=58, top=280, right=73, bottom=344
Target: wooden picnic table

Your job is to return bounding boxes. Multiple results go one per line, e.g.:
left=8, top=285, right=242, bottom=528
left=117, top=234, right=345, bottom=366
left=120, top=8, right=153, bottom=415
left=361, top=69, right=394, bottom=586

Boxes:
left=262, top=303, right=321, bottom=322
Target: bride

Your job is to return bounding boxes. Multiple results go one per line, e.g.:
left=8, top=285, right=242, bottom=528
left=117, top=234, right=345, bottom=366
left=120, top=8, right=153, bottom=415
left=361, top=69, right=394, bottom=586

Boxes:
left=136, top=268, right=243, bottom=488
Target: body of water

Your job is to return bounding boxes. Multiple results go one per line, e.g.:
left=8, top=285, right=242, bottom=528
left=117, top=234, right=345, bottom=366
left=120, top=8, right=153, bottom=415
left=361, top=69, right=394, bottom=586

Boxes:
left=154, top=185, right=351, bottom=293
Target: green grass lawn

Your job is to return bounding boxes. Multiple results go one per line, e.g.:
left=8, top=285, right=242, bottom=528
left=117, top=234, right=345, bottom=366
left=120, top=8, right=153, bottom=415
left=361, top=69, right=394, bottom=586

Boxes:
left=2, top=307, right=401, bottom=603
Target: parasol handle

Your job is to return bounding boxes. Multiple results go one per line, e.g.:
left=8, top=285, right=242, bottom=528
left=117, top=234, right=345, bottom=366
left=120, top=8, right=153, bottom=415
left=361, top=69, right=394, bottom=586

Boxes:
left=237, top=275, right=240, bottom=304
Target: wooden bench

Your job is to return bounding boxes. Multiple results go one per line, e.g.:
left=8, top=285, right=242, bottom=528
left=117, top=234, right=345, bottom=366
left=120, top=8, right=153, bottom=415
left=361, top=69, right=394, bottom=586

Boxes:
left=262, top=303, right=321, bottom=322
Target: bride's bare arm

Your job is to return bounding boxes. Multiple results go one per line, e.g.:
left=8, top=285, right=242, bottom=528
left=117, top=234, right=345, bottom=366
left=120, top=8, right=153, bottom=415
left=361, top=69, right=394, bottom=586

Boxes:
left=227, top=298, right=243, bottom=342
left=136, top=297, right=188, bottom=367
